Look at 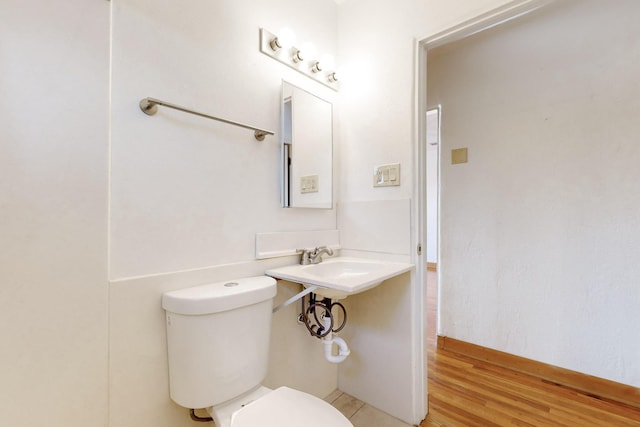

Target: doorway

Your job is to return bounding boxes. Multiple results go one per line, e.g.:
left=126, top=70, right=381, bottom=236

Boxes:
left=425, top=107, right=440, bottom=347
left=414, top=2, right=548, bottom=415
left=425, top=108, right=439, bottom=272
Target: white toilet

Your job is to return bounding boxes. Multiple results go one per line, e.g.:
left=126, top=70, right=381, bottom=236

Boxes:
left=162, top=276, right=353, bottom=427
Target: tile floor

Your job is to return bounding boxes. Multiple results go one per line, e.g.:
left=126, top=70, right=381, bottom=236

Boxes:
left=324, top=390, right=413, bottom=427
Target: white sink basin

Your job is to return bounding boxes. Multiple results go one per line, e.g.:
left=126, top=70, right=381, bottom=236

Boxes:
left=265, top=257, right=414, bottom=299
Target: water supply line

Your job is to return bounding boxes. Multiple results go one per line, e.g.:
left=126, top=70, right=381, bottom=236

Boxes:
left=189, top=409, right=213, bottom=422
left=299, top=293, right=351, bottom=363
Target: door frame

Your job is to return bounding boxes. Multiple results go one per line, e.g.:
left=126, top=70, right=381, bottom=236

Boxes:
left=412, top=0, right=552, bottom=419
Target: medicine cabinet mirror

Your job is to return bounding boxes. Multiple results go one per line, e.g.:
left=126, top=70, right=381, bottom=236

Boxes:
left=281, top=81, right=333, bottom=208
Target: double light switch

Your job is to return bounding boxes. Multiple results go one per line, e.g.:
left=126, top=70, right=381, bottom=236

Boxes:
left=373, top=163, right=400, bottom=187
left=300, top=175, right=319, bottom=193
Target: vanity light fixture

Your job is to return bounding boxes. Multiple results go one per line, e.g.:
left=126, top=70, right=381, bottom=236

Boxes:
left=260, top=27, right=339, bottom=91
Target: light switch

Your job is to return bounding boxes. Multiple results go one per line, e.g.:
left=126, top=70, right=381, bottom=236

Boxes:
left=373, top=163, right=400, bottom=187
left=389, top=166, right=397, bottom=181
left=300, top=175, right=319, bottom=193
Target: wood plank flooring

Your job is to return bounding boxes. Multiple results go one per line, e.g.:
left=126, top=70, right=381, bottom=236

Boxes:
left=421, top=270, right=640, bottom=426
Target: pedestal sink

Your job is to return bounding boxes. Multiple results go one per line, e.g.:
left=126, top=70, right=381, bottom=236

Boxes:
left=265, top=257, right=414, bottom=299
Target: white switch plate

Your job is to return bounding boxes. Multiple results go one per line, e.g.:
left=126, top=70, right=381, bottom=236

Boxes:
left=373, top=163, right=400, bottom=187
left=300, top=175, right=319, bottom=193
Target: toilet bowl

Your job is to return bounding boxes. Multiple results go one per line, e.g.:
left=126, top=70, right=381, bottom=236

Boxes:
left=208, top=386, right=352, bottom=427
left=162, top=276, right=353, bottom=427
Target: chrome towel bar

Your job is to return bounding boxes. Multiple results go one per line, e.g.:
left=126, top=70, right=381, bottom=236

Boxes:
left=139, top=97, right=274, bottom=141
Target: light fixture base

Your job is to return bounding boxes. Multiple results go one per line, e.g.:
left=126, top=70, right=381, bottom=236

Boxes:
left=259, top=28, right=339, bottom=92
left=269, top=38, right=281, bottom=51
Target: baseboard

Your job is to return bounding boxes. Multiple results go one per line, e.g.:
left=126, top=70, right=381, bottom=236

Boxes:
left=427, top=262, right=437, bottom=271
left=437, top=336, right=640, bottom=410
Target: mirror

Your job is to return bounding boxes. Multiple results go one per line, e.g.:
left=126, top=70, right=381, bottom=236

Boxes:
left=281, top=81, right=333, bottom=208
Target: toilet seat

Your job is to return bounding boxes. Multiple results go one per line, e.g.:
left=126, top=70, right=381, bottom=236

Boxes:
left=230, top=387, right=353, bottom=427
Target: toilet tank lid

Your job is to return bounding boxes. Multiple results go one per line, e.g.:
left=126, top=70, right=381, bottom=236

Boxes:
left=162, top=276, right=277, bottom=315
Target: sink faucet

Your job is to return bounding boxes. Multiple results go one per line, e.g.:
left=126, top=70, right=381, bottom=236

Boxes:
left=299, top=246, right=334, bottom=265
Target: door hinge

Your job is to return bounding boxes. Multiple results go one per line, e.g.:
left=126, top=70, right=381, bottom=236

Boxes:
left=417, top=243, right=422, bottom=255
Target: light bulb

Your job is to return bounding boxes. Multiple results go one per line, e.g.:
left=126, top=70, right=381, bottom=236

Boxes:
left=269, top=27, right=296, bottom=51
left=298, top=42, right=317, bottom=62
left=320, top=54, right=336, bottom=71
left=278, top=28, right=296, bottom=49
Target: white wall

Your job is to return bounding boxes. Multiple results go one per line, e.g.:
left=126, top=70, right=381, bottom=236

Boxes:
left=0, top=0, right=567, bottom=426
left=429, top=0, right=640, bottom=387
left=109, top=1, right=340, bottom=426
left=110, top=0, right=338, bottom=280
left=337, top=0, right=427, bottom=204
left=338, top=200, right=416, bottom=422
left=334, top=0, right=520, bottom=423
left=335, top=3, right=425, bottom=417
left=335, top=0, right=517, bottom=254
left=424, top=0, right=517, bottom=36
left=0, top=1, right=110, bottom=426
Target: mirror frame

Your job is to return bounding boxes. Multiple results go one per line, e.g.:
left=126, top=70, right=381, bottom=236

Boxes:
left=280, top=81, right=333, bottom=209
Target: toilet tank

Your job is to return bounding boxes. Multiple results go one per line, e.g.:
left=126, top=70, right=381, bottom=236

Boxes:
left=162, top=276, right=277, bottom=409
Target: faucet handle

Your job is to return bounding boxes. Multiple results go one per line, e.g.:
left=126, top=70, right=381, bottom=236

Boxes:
left=296, top=248, right=312, bottom=265
left=315, top=245, right=334, bottom=256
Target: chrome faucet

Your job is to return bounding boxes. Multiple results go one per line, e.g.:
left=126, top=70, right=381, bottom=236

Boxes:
left=298, top=246, right=334, bottom=265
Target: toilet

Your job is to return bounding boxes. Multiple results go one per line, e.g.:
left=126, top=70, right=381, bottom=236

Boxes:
left=162, top=276, right=353, bottom=427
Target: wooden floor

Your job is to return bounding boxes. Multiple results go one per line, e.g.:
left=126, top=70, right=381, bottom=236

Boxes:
left=421, top=270, right=640, bottom=427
